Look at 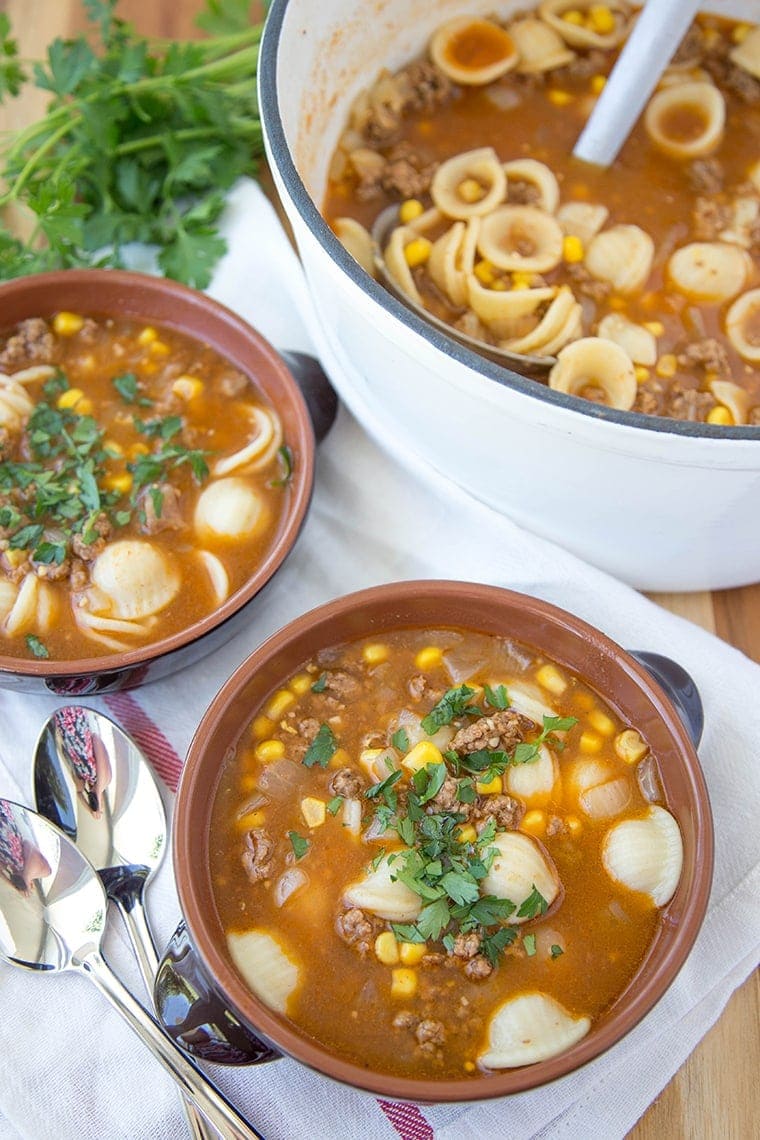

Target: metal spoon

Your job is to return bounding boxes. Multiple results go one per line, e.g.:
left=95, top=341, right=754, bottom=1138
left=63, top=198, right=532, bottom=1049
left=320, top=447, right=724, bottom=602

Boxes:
left=370, top=204, right=555, bottom=376
left=33, top=706, right=217, bottom=1140
left=0, top=797, right=261, bottom=1139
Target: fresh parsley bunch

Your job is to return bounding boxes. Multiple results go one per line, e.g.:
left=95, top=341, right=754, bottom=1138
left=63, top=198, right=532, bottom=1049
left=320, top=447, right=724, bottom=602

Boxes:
left=0, top=0, right=265, bottom=288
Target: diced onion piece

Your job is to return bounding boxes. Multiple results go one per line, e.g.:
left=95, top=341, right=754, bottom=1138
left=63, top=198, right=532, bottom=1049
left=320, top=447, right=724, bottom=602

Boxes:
left=602, top=805, right=683, bottom=906
left=342, top=798, right=362, bottom=835
left=226, top=929, right=300, bottom=1014
left=479, top=992, right=590, bottom=1068
left=274, top=868, right=308, bottom=908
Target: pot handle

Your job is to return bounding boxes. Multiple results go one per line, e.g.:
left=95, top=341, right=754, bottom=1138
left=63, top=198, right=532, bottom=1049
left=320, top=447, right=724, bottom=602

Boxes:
left=154, top=920, right=281, bottom=1066
left=627, top=650, right=704, bottom=748
left=280, top=350, right=339, bottom=444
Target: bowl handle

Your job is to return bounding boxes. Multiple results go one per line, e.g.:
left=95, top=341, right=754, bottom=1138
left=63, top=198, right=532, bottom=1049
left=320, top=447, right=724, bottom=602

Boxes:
left=154, top=920, right=281, bottom=1066
left=280, top=350, right=339, bottom=444
left=627, top=650, right=704, bottom=748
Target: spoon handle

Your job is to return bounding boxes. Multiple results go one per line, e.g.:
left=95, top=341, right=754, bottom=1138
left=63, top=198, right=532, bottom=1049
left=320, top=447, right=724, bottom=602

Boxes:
left=79, top=949, right=262, bottom=1140
left=116, top=896, right=221, bottom=1140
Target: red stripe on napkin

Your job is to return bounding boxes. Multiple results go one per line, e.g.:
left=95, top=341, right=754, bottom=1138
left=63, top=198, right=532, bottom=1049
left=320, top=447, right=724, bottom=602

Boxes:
left=104, top=692, right=183, bottom=792
left=378, top=1101, right=434, bottom=1139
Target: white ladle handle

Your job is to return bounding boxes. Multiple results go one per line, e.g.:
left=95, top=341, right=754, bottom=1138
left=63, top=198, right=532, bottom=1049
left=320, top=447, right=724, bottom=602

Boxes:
left=117, top=897, right=220, bottom=1140
left=573, top=0, right=701, bottom=166
left=80, top=949, right=260, bottom=1140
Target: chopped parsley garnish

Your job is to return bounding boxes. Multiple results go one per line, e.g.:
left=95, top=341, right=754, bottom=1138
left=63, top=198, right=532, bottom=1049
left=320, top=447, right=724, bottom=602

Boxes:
left=302, top=723, right=337, bottom=768
left=516, top=885, right=549, bottom=920
left=288, top=831, right=309, bottom=860
left=311, top=673, right=328, bottom=693
left=25, top=634, right=49, bottom=658
left=420, top=684, right=481, bottom=734
left=326, top=795, right=343, bottom=816
left=523, top=933, right=537, bottom=957
left=270, top=444, right=293, bottom=487
left=112, top=372, right=153, bottom=406
left=484, top=683, right=510, bottom=709
left=550, top=944, right=564, bottom=959
left=391, top=727, right=409, bottom=753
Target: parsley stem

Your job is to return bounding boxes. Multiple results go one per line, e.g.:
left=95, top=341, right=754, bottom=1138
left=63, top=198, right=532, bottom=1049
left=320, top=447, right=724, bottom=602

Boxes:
left=2, top=116, right=74, bottom=203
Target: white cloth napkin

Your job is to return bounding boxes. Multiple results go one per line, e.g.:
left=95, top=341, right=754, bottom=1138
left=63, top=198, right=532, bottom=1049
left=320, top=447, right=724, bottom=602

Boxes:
left=0, top=179, right=758, bottom=1140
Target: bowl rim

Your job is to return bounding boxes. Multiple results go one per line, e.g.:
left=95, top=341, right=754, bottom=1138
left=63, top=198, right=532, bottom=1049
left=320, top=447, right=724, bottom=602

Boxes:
left=0, top=267, right=316, bottom=681
left=259, top=0, right=760, bottom=444
left=174, top=579, right=715, bottom=1102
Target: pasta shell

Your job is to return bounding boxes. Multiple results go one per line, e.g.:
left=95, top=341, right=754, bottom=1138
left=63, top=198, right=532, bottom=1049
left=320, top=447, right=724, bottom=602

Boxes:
left=0, top=380, right=34, bottom=432
left=430, top=148, right=507, bottom=220
left=226, top=929, right=300, bottom=1015
left=667, top=241, right=751, bottom=303
left=579, top=777, right=632, bottom=820
left=91, top=540, right=180, bottom=620
left=503, top=286, right=581, bottom=355
left=585, top=224, right=654, bottom=294
left=645, top=82, right=725, bottom=159
left=383, top=224, right=424, bottom=305
left=428, top=218, right=481, bottom=307
left=478, top=205, right=564, bottom=273
left=709, top=379, right=751, bottom=426
left=195, top=477, right=266, bottom=541
left=3, top=572, right=38, bottom=636
left=509, top=18, right=575, bottom=73
left=333, top=217, right=376, bottom=278
left=596, top=313, right=657, bottom=365
left=0, top=580, right=16, bottom=622
left=467, top=276, right=556, bottom=340
left=506, top=743, right=558, bottom=806
left=549, top=336, right=637, bottom=411
left=602, top=804, right=683, bottom=906
left=539, top=0, right=632, bottom=49
left=726, top=288, right=760, bottom=362
left=556, top=201, right=609, bottom=246
left=212, top=406, right=282, bottom=476
left=730, top=26, right=760, bottom=80
left=430, top=17, right=519, bottom=86
left=503, top=159, right=560, bottom=213
left=479, top=992, right=591, bottom=1069
left=566, top=757, right=614, bottom=796
left=197, top=550, right=230, bottom=603
left=480, top=831, right=560, bottom=922
left=343, top=851, right=422, bottom=922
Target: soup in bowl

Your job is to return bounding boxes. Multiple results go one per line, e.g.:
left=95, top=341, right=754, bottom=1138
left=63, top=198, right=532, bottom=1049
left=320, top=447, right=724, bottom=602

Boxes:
left=0, top=270, right=315, bottom=694
left=167, top=581, right=713, bottom=1100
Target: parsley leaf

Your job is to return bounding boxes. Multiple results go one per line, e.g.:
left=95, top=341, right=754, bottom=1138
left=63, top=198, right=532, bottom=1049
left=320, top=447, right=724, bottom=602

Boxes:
left=421, top=684, right=480, bottom=734
left=523, top=933, right=537, bottom=957
left=25, top=634, right=49, bottom=659
left=288, top=831, right=309, bottom=860
left=551, top=944, right=564, bottom=959
left=516, top=885, right=549, bottom=920
left=391, top=727, right=409, bottom=753
left=484, top=683, right=510, bottom=709
left=302, top=723, right=337, bottom=769
left=311, top=672, right=327, bottom=693
left=326, top=795, right=343, bottom=816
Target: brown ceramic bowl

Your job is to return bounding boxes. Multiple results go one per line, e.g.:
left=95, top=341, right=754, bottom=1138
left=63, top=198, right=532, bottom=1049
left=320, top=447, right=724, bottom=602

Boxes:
left=170, top=580, right=714, bottom=1102
left=0, top=269, right=316, bottom=695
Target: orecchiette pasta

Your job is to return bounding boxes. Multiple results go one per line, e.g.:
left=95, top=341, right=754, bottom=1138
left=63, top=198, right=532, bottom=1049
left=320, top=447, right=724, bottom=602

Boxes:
left=667, top=242, right=751, bottom=302
left=585, top=225, right=655, bottom=294
left=430, top=147, right=507, bottom=219
left=539, top=0, right=632, bottom=50
left=509, top=17, right=575, bottom=73
left=725, top=289, right=760, bottom=362
left=503, top=159, right=560, bottom=214
left=645, top=82, right=725, bottom=159
left=430, top=17, right=519, bottom=85
left=548, top=336, right=637, bottom=410
left=477, top=205, right=564, bottom=273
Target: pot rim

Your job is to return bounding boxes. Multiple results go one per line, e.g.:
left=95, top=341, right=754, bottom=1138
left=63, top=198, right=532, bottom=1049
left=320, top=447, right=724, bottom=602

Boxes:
left=0, top=268, right=315, bottom=682
left=259, top=0, right=760, bottom=445
left=174, top=579, right=714, bottom=1102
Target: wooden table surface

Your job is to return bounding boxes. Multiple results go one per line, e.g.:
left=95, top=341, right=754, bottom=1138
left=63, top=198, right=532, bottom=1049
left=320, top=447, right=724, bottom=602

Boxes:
left=1, top=2, right=758, bottom=1136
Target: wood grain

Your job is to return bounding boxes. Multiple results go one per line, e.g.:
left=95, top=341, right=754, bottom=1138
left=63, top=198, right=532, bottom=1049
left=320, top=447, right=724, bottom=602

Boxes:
left=0, top=1, right=756, bottom=1135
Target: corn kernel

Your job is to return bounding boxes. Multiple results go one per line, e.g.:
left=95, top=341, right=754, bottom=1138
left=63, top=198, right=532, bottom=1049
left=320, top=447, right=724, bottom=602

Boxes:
left=252, top=715, right=274, bottom=739
left=391, top=968, right=417, bottom=998
left=590, top=74, right=606, bottom=95
left=642, top=320, right=664, bottom=336
left=265, top=689, right=295, bottom=720
left=579, top=731, right=603, bottom=754
left=589, top=5, right=616, bottom=35
left=53, top=311, right=84, bottom=336
left=491, top=278, right=509, bottom=291
left=464, top=1061, right=476, bottom=1073
left=615, top=728, right=649, bottom=765
left=732, top=22, right=751, bottom=43
left=57, top=387, right=86, bottom=410
left=330, top=747, right=352, bottom=770
left=474, top=259, right=496, bottom=286
left=457, top=824, right=478, bottom=845
left=137, top=326, right=158, bottom=345
left=254, top=739, right=286, bottom=763
left=511, top=270, right=533, bottom=289
left=566, top=814, right=583, bottom=837
left=102, top=472, right=133, bottom=494
left=172, top=375, right=203, bottom=400
left=375, top=931, right=400, bottom=965
left=402, top=740, right=444, bottom=774
left=150, top=340, right=170, bottom=356
left=574, top=691, right=595, bottom=711
left=535, top=664, right=567, bottom=695
left=562, top=9, right=584, bottom=25
left=403, top=237, right=432, bottom=268
left=399, top=941, right=427, bottom=966
left=476, top=774, right=503, bottom=795
left=589, top=709, right=616, bottom=737
left=239, top=774, right=258, bottom=793
left=399, top=198, right=424, bottom=224
left=562, top=234, right=584, bottom=263
left=707, top=405, right=734, bottom=426
left=301, top=796, right=326, bottom=828
left=607, top=295, right=626, bottom=310
left=547, top=89, right=573, bottom=107
left=289, top=672, right=313, bottom=696
left=129, top=442, right=150, bottom=458
left=656, top=353, right=677, bottom=379
left=103, top=439, right=124, bottom=457
left=457, top=177, right=485, bottom=203
left=3, top=548, right=26, bottom=569
left=635, top=366, right=650, bottom=384
left=362, top=642, right=390, bottom=665
left=414, top=646, right=443, bottom=671
left=235, top=808, right=265, bottom=830
left=521, top=809, right=547, bottom=837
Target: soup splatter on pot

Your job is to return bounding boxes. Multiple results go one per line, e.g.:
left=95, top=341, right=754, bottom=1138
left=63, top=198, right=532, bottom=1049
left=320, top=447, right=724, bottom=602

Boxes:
left=210, top=626, right=683, bottom=1080
left=324, top=6, right=760, bottom=426
left=0, top=312, right=292, bottom=661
